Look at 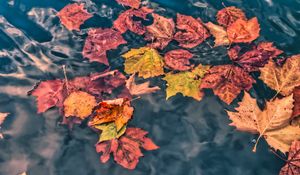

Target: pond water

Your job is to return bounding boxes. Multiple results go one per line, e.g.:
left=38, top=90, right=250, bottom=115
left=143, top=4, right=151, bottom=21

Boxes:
left=0, top=0, right=300, bottom=175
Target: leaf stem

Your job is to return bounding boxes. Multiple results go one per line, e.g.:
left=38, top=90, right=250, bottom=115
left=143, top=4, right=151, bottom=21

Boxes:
left=62, top=65, right=70, bottom=94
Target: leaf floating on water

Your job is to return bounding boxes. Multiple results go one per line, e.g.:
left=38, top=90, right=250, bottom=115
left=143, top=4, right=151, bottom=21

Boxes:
left=216, top=6, right=247, bottom=27
left=82, top=28, right=127, bottom=65
left=164, top=49, right=194, bottom=71
left=145, top=13, right=175, bottom=50
left=200, top=65, right=255, bottom=104
left=95, top=122, right=126, bottom=142
left=163, top=65, right=210, bottom=101
left=126, top=74, right=160, bottom=96
left=57, top=3, right=92, bottom=31
left=174, top=14, right=210, bottom=48
left=116, top=0, right=141, bottom=9
left=96, top=127, right=159, bottom=169
left=122, top=47, right=164, bottom=79
left=280, top=141, right=300, bottom=175
left=259, top=54, right=300, bottom=96
left=205, top=22, right=230, bottom=47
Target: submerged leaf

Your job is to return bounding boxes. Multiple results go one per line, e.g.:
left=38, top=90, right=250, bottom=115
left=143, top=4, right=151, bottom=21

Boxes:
left=280, top=141, right=300, bottom=175
left=164, top=49, right=194, bottom=71
left=216, top=6, right=247, bottom=27
left=126, top=74, right=160, bottom=96
left=116, top=0, right=141, bottom=9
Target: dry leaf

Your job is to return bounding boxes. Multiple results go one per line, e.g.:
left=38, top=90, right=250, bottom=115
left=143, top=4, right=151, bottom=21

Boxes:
left=216, top=6, right=247, bottom=27
left=126, top=74, right=160, bottom=96
left=164, top=49, right=194, bottom=71
left=280, top=141, right=300, bottom=175
left=205, top=22, right=230, bottom=47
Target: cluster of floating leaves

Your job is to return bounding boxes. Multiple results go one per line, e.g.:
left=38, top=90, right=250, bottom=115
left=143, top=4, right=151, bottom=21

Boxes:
left=0, top=0, right=295, bottom=173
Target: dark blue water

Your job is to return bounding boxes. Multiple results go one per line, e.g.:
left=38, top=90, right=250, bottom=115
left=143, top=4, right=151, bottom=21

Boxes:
left=0, top=0, right=300, bottom=175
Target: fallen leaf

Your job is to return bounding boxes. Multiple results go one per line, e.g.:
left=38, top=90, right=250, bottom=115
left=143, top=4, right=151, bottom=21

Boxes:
left=0, top=112, right=9, bottom=139
left=259, top=54, right=300, bottom=96
left=164, top=49, right=194, bottom=71
left=57, top=3, right=92, bottom=31
left=205, top=22, right=230, bottom=47
left=113, top=7, right=153, bottom=35
left=200, top=65, right=255, bottom=104
left=174, top=14, right=210, bottom=48
left=292, top=87, right=300, bottom=118
left=63, top=91, right=97, bottom=119
left=163, top=65, right=210, bottom=101
left=280, top=141, right=300, bottom=175
left=126, top=74, right=160, bottom=96
left=216, top=6, right=247, bottom=27
left=228, top=42, right=283, bottom=72
left=89, top=98, right=133, bottom=131
left=227, top=17, right=260, bottom=43
left=145, top=13, right=175, bottom=50
left=122, top=47, right=164, bottom=79
left=94, top=122, right=126, bottom=142
left=82, top=28, right=127, bottom=65
left=116, top=0, right=141, bottom=9
left=96, top=127, right=159, bottom=169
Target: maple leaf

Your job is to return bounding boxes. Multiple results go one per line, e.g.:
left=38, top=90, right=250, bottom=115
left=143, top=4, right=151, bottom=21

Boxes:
left=280, top=141, right=300, bottom=175
left=216, top=6, right=247, bottom=27
left=126, top=74, right=160, bottom=96
left=164, top=49, right=194, bottom=71
left=89, top=98, right=133, bottom=131
left=293, top=86, right=300, bottom=118
left=96, top=127, right=159, bottom=169
left=63, top=91, right=97, bottom=119
left=145, top=13, right=175, bottom=50
left=116, top=0, right=141, bottom=9
left=163, top=65, right=210, bottom=101
left=228, top=42, right=283, bottom=72
left=82, top=28, right=127, bottom=65
left=174, top=14, right=210, bottom=48
left=200, top=65, right=255, bottom=104
left=113, top=7, right=153, bottom=35
left=94, top=122, right=126, bottom=142
left=57, top=3, right=92, bottom=31
left=122, top=47, right=164, bottom=79
left=227, top=17, right=260, bottom=43
left=205, top=22, right=230, bottom=47
left=228, top=93, right=300, bottom=153
left=259, top=54, right=300, bottom=96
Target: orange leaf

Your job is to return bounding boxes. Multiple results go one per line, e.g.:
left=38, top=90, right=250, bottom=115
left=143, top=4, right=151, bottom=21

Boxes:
left=216, top=6, right=247, bottom=27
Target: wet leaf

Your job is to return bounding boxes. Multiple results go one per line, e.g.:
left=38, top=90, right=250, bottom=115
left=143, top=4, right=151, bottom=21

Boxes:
left=259, top=54, right=300, bottom=96
left=122, top=47, right=164, bottom=79
left=126, top=74, right=160, bottom=96
left=95, top=122, right=126, bottom=142
left=164, top=49, right=194, bottom=71
left=116, top=0, right=141, bottom=9
left=0, top=112, right=9, bottom=139
left=89, top=98, right=133, bottom=131
left=216, top=6, right=247, bottom=27
left=280, top=141, right=300, bottom=175
left=200, top=65, right=255, bottom=104
left=113, top=7, right=153, bottom=35
left=82, top=28, right=127, bottom=65
left=205, top=22, right=230, bottom=47
left=163, top=65, right=210, bottom=101
left=227, top=17, right=260, bottom=43
left=145, top=13, right=175, bottom=50
left=292, top=87, right=300, bottom=118
left=174, top=14, right=210, bottom=48
left=96, top=128, right=159, bottom=169
left=57, top=3, right=92, bottom=31
left=63, top=91, right=97, bottom=119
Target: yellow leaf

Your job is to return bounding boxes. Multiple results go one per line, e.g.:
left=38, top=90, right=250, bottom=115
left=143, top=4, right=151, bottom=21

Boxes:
left=63, top=91, right=97, bottom=119
left=95, top=122, right=126, bottom=142
left=205, top=22, right=230, bottom=47
left=122, top=47, right=164, bottom=79
left=259, top=55, right=300, bottom=96
left=162, top=65, right=210, bottom=101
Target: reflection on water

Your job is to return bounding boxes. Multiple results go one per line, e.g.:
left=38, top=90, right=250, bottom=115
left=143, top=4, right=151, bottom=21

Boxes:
left=0, top=0, right=300, bottom=175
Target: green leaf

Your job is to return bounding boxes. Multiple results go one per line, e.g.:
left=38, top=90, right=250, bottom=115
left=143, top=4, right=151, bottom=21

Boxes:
left=95, top=122, right=126, bottom=142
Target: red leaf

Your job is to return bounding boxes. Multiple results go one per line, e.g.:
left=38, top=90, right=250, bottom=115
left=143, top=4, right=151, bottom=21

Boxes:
left=200, top=65, right=255, bottom=104
left=57, top=3, right=92, bottom=31
left=96, top=127, right=159, bottom=169
left=116, top=0, right=141, bottom=9
left=164, top=49, right=194, bottom=71
left=113, top=7, right=153, bottom=35
left=82, top=28, right=127, bottom=65
left=174, top=14, right=210, bottom=48
left=293, top=86, right=300, bottom=118
left=216, top=6, right=247, bottom=27
left=145, top=13, right=175, bottom=50
left=228, top=42, right=283, bottom=72
left=280, top=141, right=300, bottom=175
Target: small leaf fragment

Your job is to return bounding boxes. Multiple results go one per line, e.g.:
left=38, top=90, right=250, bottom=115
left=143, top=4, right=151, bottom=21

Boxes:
left=205, top=22, right=230, bottom=47
left=126, top=74, right=160, bottom=96
left=116, top=0, right=141, bottom=9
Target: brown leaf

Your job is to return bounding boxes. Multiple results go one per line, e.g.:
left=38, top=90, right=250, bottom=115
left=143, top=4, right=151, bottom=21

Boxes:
left=82, top=28, right=127, bottom=65
left=57, top=3, right=92, bottom=31
left=227, top=17, right=260, bottom=43
left=205, top=22, right=230, bottom=47
left=164, top=49, right=194, bottom=71
left=216, top=6, right=247, bottom=27
left=292, top=86, right=300, bottom=118
left=200, top=65, right=255, bottom=104
left=280, top=141, right=300, bottom=175
left=174, top=14, right=210, bottom=48
left=126, top=74, right=160, bottom=96
left=145, top=13, right=175, bottom=50
left=116, top=0, right=141, bottom=9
